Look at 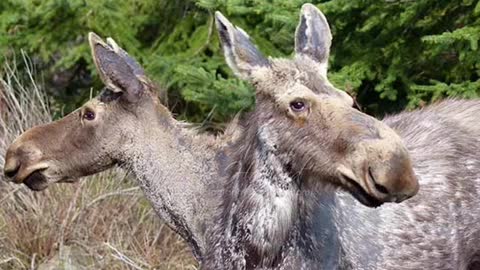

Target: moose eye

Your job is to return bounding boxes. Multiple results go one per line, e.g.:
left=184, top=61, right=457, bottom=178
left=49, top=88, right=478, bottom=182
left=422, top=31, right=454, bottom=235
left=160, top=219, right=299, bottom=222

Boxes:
left=83, top=110, right=95, bottom=121
left=290, top=100, right=306, bottom=112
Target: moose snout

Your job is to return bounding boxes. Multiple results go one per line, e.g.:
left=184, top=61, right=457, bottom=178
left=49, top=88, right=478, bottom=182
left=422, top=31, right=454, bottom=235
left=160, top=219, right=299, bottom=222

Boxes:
left=3, top=139, right=49, bottom=186
left=367, top=153, right=419, bottom=203
left=338, top=140, right=419, bottom=207
left=4, top=152, right=21, bottom=181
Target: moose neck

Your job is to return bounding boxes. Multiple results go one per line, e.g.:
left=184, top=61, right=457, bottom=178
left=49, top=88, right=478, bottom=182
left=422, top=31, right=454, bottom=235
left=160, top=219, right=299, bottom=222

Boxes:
left=237, top=128, right=300, bottom=261
left=119, top=99, right=225, bottom=259
left=203, top=123, right=315, bottom=268
left=203, top=119, right=372, bottom=269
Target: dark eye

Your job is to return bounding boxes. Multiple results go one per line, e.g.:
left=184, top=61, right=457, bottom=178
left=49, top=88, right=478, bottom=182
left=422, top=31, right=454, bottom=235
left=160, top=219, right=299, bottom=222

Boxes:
left=83, top=110, right=95, bottom=121
left=290, top=101, right=306, bottom=112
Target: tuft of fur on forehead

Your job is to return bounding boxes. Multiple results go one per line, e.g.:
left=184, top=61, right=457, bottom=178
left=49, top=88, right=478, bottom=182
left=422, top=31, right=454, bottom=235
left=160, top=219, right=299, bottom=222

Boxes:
left=250, top=57, right=353, bottom=105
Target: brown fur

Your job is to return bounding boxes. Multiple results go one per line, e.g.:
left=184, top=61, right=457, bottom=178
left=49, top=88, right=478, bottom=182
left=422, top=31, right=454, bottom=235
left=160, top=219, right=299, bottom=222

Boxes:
left=3, top=33, right=229, bottom=259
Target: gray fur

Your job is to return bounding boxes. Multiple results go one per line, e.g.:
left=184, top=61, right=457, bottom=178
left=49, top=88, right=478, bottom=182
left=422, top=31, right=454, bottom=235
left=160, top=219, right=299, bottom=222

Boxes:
left=201, top=5, right=480, bottom=270
left=201, top=94, right=480, bottom=269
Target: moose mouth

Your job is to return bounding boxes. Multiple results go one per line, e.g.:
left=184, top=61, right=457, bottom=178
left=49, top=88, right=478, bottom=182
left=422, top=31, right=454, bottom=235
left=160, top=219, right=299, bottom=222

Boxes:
left=23, top=170, right=49, bottom=191
left=340, top=174, right=383, bottom=208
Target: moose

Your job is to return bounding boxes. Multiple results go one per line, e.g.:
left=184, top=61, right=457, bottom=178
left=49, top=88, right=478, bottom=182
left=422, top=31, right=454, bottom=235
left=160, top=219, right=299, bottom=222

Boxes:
left=4, top=4, right=480, bottom=269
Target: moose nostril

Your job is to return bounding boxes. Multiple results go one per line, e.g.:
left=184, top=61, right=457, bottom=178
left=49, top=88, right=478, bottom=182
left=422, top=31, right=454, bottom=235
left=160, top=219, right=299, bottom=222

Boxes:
left=4, top=157, right=21, bottom=179
left=4, top=166, right=19, bottom=179
left=374, top=183, right=390, bottom=195
left=368, top=167, right=390, bottom=195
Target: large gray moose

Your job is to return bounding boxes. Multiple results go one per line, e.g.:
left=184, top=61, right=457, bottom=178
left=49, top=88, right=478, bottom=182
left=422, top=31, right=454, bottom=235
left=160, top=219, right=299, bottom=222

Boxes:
left=4, top=4, right=480, bottom=269
left=201, top=5, right=480, bottom=269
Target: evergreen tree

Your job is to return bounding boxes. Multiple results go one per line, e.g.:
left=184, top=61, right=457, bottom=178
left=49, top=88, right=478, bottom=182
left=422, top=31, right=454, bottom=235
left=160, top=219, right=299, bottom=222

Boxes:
left=1, top=0, right=478, bottom=127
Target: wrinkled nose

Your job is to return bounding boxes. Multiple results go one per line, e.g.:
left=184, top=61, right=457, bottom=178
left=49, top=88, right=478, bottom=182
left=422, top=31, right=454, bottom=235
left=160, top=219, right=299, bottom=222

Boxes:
left=368, top=152, right=419, bottom=203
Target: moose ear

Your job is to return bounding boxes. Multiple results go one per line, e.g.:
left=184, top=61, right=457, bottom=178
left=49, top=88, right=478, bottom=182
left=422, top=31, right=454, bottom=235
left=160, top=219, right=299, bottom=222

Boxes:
left=215, top=12, right=270, bottom=80
left=105, top=37, right=146, bottom=78
left=88, top=32, right=145, bottom=103
left=295, top=4, right=332, bottom=76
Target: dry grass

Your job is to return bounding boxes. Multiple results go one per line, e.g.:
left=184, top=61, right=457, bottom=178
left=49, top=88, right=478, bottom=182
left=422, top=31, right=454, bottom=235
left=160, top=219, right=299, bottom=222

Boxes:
left=0, top=54, right=197, bottom=270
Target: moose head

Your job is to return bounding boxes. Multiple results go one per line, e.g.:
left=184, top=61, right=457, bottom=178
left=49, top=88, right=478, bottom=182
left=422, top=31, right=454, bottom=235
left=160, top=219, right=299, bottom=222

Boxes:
left=214, top=4, right=419, bottom=207
left=3, top=33, right=172, bottom=191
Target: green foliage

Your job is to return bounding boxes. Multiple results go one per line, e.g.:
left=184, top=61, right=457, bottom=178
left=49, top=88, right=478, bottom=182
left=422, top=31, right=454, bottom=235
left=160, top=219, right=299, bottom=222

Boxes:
left=0, top=0, right=193, bottom=117
left=1, top=0, right=479, bottom=124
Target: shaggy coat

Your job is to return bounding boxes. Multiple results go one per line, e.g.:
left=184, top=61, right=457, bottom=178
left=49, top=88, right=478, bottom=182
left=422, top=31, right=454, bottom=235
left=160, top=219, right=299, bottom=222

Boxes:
left=203, top=99, right=480, bottom=270
left=202, top=5, right=480, bottom=270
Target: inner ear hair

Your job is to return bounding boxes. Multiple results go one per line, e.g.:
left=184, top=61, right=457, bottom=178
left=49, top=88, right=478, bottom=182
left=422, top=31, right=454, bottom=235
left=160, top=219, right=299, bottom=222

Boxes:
left=99, top=88, right=124, bottom=103
left=215, top=11, right=269, bottom=79
left=294, top=4, right=332, bottom=66
left=106, top=37, right=146, bottom=77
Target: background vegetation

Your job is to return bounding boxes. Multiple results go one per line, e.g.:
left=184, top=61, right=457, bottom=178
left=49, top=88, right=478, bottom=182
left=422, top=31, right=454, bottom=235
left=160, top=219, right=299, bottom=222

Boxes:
left=1, top=0, right=478, bottom=128
left=0, top=0, right=479, bottom=268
